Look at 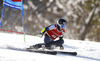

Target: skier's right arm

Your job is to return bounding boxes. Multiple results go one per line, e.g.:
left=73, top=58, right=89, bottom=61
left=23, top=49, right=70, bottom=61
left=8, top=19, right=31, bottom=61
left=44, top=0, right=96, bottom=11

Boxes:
left=41, top=27, right=49, bottom=33
left=41, top=24, right=54, bottom=33
left=38, top=25, right=52, bottom=37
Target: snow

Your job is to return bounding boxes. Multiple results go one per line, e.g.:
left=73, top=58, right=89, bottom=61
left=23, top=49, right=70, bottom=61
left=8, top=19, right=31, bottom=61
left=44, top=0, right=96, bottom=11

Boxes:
left=0, top=32, right=100, bottom=61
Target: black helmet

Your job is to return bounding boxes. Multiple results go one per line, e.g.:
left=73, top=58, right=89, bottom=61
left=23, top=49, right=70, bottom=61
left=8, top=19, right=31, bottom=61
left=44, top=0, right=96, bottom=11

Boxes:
left=57, top=19, right=67, bottom=28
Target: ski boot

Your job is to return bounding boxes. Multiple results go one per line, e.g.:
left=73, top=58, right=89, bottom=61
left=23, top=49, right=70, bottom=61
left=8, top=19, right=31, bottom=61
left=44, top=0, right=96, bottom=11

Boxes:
left=45, top=45, right=57, bottom=50
left=28, top=44, right=41, bottom=49
left=60, top=45, right=64, bottom=50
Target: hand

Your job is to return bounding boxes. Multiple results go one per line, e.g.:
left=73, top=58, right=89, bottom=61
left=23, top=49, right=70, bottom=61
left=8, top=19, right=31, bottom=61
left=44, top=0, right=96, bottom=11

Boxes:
left=38, top=33, right=43, bottom=38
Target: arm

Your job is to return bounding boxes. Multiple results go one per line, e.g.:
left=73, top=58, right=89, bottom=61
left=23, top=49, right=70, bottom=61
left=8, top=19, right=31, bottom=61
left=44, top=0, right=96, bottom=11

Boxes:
left=38, top=25, right=54, bottom=37
left=40, top=27, right=49, bottom=34
left=38, top=28, right=46, bottom=37
left=41, top=24, right=54, bottom=34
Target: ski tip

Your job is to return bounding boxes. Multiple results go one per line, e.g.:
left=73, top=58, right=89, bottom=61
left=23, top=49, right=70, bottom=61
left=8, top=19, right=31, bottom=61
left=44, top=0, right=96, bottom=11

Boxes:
left=72, top=52, right=77, bottom=56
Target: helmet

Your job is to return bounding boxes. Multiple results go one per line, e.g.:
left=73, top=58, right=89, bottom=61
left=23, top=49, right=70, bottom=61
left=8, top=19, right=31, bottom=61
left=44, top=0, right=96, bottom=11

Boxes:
left=57, top=19, right=67, bottom=28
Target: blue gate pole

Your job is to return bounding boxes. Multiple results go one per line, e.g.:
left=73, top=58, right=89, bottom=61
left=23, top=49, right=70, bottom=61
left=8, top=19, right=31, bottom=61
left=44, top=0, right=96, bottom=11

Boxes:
left=0, top=5, right=5, bottom=28
left=22, top=0, right=26, bottom=42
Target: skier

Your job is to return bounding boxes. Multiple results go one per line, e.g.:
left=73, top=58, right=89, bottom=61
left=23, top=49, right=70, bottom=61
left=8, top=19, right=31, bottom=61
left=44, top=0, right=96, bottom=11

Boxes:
left=31, top=19, right=67, bottom=50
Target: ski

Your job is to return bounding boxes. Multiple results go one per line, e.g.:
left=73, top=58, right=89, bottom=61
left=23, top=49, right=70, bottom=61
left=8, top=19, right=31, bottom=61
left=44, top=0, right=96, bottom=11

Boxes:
left=28, top=49, right=77, bottom=56
left=26, top=48, right=77, bottom=56
left=27, top=48, right=57, bottom=55
left=7, top=46, right=77, bottom=56
left=7, top=46, right=57, bottom=55
left=56, top=51, right=77, bottom=56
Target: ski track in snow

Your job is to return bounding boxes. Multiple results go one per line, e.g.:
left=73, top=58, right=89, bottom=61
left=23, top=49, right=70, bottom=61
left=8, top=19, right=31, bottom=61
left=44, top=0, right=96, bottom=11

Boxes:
left=0, top=32, right=100, bottom=61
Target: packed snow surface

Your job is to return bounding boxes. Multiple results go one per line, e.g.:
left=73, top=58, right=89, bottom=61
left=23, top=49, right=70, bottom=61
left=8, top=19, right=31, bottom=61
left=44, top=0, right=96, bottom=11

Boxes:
left=0, top=32, right=100, bottom=61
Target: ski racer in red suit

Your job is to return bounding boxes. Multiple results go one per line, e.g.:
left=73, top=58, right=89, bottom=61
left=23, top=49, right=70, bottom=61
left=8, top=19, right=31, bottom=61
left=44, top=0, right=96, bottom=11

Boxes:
left=32, top=19, right=67, bottom=50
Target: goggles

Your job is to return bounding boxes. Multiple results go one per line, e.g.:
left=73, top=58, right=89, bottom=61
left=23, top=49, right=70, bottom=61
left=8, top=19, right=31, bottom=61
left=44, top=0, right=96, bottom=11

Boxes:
left=60, top=25, right=66, bottom=28
left=57, top=23, right=66, bottom=28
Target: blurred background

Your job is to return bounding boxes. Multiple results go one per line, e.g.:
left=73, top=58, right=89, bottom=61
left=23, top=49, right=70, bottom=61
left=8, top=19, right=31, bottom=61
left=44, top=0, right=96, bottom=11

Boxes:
left=0, top=0, right=100, bottom=42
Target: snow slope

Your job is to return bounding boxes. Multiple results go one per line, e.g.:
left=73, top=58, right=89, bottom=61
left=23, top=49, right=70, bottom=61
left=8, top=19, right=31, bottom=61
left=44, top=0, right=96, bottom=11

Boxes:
left=0, top=32, right=100, bottom=61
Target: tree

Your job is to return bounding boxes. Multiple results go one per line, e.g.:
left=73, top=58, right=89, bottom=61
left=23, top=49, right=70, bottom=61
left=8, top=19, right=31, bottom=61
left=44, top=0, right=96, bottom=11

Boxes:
left=79, top=0, right=99, bottom=40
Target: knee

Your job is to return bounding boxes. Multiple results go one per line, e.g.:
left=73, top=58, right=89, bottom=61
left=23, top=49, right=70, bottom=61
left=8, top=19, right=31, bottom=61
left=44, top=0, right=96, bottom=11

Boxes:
left=56, top=39, right=64, bottom=45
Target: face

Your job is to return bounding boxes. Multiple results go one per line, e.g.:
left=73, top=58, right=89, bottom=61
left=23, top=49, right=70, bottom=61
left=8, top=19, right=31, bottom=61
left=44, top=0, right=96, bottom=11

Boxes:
left=57, top=21, right=66, bottom=31
left=60, top=25, right=66, bottom=31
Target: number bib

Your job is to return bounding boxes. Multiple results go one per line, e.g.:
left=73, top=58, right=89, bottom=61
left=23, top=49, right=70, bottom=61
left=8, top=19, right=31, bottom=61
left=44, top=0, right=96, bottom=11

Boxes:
left=45, top=24, right=65, bottom=40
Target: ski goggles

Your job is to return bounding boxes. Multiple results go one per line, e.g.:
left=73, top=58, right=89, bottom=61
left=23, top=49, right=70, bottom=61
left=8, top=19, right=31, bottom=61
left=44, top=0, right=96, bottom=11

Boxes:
left=60, top=25, right=66, bottom=28
left=57, top=23, right=66, bottom=28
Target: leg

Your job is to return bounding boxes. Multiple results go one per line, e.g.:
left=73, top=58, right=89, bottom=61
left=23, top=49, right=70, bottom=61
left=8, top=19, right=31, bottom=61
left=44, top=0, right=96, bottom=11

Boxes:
left=53, top=39, right=64, bottom=47
left=45, top=39, right=64, bottom=48
left=44, top=34, right=64, bottom=48
left=31, top=34, right=53, bottom=49
left=44, top=39, right=64, bottom=49
left=44, top=34, right=53, bottom=44
left=46, top=39, right=64, bottom=47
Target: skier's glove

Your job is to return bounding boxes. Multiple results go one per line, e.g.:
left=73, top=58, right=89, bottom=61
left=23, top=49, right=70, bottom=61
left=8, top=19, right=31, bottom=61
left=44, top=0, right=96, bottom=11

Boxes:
left=60, top=45, right=64, bottom=50
left=38, top=33, right=43, bottom=38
